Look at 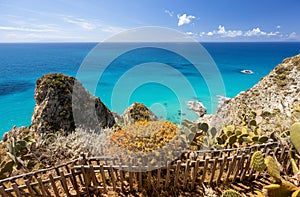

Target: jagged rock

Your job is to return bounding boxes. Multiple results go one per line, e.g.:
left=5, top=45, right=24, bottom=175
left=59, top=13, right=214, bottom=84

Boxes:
left=30, top=73, right=115, bottom=135
left=120, top=102, right=158, bottom=125
left=187, top=101, right=207, bottom=117
left=211, top=53, right=300, bottom=131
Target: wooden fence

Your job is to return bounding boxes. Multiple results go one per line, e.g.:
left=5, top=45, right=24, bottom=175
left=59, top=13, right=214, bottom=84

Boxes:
left=0, top=142, right=297, bottom=196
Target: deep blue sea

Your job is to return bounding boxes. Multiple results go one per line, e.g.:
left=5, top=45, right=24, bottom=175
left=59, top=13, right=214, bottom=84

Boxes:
left=0, top=42, right=300, bottom=137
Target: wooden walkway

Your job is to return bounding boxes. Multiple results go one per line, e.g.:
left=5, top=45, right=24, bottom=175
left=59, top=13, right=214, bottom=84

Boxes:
left=0, top=142, right=297, bottom=196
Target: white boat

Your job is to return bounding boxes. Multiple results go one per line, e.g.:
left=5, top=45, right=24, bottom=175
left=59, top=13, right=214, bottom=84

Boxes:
left=240, top=69, right=254, bottom=74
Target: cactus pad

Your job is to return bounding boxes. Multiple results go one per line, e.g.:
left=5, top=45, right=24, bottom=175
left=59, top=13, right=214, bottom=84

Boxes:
left=291, top=122, right=300, bottom=154
left=251, top=151, right=266, bottom=172
left=265, top=156, right=281, bottom=182
left=221, top=189, right=242, bottom=197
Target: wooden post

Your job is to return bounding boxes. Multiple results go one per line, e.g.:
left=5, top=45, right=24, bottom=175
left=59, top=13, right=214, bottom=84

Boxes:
left=48, top=174, right=60, bottom=197
left=165, top=162, right=171, bottom=188
left=174, top=160, right=181, bottom=187
left=191, top=159, right=200, bottom=188
left=209, top=157, right=218, bottom=185
left=201, top=158, right=209, bottom=183
left=183, top=159, right=190, bottom=189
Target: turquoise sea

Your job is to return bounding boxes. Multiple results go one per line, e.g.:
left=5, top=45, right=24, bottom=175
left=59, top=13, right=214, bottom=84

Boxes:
left=0, top=42, right=300, bottom=137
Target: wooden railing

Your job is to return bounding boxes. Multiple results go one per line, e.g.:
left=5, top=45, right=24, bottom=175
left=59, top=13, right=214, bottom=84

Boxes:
left=0, top=142, right=297, bottom=196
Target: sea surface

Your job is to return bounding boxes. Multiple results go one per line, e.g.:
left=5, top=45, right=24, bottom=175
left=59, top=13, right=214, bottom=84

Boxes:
left=0, top=42, right=300, bottom=137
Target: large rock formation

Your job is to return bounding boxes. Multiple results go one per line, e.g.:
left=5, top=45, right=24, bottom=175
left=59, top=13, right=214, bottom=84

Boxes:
left=211, top=53, right=300, bottom=132
left=30, top=73, right=115, bottom=134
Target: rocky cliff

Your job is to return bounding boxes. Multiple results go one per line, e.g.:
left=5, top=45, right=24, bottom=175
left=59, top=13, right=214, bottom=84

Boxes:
left=211, top=53, right=300, bottom=133
left=30, top=73, right=115, bottom=135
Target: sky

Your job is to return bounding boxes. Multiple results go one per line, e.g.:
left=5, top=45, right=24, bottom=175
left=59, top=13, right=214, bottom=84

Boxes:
left=0, top=0, right=299, bottom=42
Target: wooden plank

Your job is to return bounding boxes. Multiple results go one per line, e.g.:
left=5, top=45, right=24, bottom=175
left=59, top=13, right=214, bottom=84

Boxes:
left=165, top=162, right=171, bottom=188
left=119, top=168, right=125, bottom=190
left=100, top=165, right=107, bottom=192
left=209, top=157, right=218, bottom=185
left=59, top=171, right=72, bottom=197
left=183, top=159, right=190, bottom=189
left=138, top=171, right=142, bottom=190
left=129, top=171, right=133, bottom=192
left=0, top=185, right=9, bottom=197
left=201, top=158, right=209, bottom=183
left=37, top=176, right=51, bottom=196
left=11, top=183, right=22, bottom=197
left=109, top=166, right=117, bottom=191
left=225, top=155, right=237, bottom=184
left=24, top=179, right=36, bottom=197
left=89, top=165, right=99, bottom=188
left=48, top=174, right=60, bottom=197
left=174, top=160, right=181, bottom=187
left=157, top=168, right=161, bottom=189
left=233, top=155, right=245, bottom=182
left=216, top=157, right=227, bottom=184
left=191, top=159, right=200, bottom=188
left=147, top=171, right=152, bottom=190
left=240, top=155, right=251, bottom=181
left=70, top=168, right=80, bottom=196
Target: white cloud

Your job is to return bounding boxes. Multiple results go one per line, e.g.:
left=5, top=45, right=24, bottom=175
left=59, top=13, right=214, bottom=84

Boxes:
left=244, top=28, right=267, bottom=36
left=100, top=26, right=126, bottom=34
left=177, top=14, right=195, bottom=26
left=62, top=16, right=96, bottom=30
left=276, top=25, right=281, bottom=29
left=164, top=10, right=173, bottom=17
left=288, top=32, right=297, bottom=39
left=207, top=31, right=214, bottom=36
left=0, top=26, right=56, bottom=32
left=217, top=25, right=243, bottom=37
left=267, top=31, right=280, bottom=36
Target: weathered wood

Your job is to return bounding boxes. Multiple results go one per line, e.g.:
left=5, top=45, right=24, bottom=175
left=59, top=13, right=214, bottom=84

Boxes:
left=59, top=171, right=72, bottom=197
left=138, top=171, right=142, bottom=190
left=37, top=176, right=51, bottom=196
left=0, top=185, right=9, bottom=196
left=240, top=155, right=251, bottom=181
left=109, top=166, right=117, bottom=191
left=12, top=183, right=22, bottom=197
left=209, top=157, right=218, bottom=185
left=48, top=174, right=60, bottom=197
left=24, top=179, right=36, bottom=197
left=165, top=162, right=171, bottom=188
left=191, top=159, right=200, bottom=188
left=70, top=168, right=80, bottom=196
left=174, top=160, right=181, bottom=187
left=147, top=171, right=152, bottom=189
left=183, top=159, right=190, bottom=189
left=100, top=165, right=107, bottom=192
left=89, top=165, right=100, bottom=189
left=157, top=168, right=161, bottom=189
left=216, top=157, right=227, bottom=184
left=201, top=158, right=209, bottom=183
left=225, top=155, right=237, bottom=184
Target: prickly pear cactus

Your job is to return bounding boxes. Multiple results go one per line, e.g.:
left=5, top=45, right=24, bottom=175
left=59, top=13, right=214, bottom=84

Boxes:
left=251, top=151, right=266, bottom=172
left=291, top=122, right=300, bottom=154
left=292, top=190, right=300, bottom=197
left=265, top=156, right=281, bottom=182
left=263, top=180, right=299, bottom=197
left=221, top=189, right=242, bottom=197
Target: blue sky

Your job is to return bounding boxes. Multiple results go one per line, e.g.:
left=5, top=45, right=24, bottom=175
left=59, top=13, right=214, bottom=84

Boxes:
left=0, top=0, right=299, bottom=42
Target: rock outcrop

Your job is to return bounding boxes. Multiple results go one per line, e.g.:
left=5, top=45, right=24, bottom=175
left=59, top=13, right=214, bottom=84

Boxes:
left=30, top=73, right=115, bottom=134
left=117, top=102, right=158, bottom=125
left=211, top=53, right=300, bottom=132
